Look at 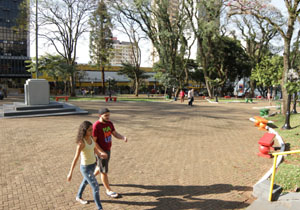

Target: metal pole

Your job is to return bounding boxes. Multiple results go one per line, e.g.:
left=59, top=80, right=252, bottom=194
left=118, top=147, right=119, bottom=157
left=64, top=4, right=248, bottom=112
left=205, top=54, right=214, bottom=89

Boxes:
left=268, top=154, right=278, bottom=201
left=35, top=0, right=38, bottom=79
left=292, top=92, right=297, bottom=114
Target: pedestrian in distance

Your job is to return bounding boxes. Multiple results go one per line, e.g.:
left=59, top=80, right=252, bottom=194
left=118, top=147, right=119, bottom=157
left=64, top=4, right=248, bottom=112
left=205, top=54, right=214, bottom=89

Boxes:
left=188, top=88, right=194, bottom=106
left=67, top=121, right=108, bottom=210
left=267, top=91, right=272, bottom=106
left=93, top=108, right=128, bottom=198
left=180, top=89, right=185, bottom=103
left=0, top=86, right=4, bottom=100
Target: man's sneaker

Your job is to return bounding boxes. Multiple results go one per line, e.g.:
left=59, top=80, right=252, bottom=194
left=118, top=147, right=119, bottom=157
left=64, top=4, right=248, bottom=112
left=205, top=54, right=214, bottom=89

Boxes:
left=76, top=197, right=88, bottom=204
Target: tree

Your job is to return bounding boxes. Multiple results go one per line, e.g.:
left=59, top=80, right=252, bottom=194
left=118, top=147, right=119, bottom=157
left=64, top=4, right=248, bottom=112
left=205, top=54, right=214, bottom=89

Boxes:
left=251, top=55, right=283, bottom=97
left=226, top=0, right=300, bottom=128
left=290, top=30, right=300, bottom=112
left=89, top=0, right=114, bottom=95
left=230, top=15, right=280, bottom=97
left=184, top=0, right=224, bottom=98
left=209, top=36, right=252, bottom=96
left=113, top=0, right=195, bottom=97
left=26, top=54, right=74, bottom=95
left=118, top=63, right=149, bottom=95
left=111, top=2, right=146, bottom=96
left=36, top=0, right=96, bottom=96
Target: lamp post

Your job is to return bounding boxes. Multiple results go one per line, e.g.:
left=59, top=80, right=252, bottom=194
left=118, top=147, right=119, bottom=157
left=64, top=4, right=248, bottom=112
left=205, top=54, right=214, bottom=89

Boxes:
left=91, top=80, right=94, bottom=97
left=35, top=0, right=38, bottom=79
left=94, top=77, right=97, bottom=95
left=292, top=92, right=298, bottom=114
left=282, top=69, right=299, bottom=130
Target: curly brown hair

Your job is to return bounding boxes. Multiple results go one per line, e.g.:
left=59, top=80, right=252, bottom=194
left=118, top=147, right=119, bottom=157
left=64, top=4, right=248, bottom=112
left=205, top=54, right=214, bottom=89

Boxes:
left=76, top=121, right=92, bottom=143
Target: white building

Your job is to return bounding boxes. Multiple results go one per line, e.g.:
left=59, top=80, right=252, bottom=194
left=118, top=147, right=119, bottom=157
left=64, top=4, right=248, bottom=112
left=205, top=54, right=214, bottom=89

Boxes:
left=110, top=37, right=136, bottom=66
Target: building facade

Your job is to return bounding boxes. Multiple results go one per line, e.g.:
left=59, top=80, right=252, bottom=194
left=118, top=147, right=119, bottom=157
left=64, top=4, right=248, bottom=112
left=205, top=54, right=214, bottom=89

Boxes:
left=110, top=37, right=136, bottom=66
left=35, top=64, right=158, bottom=95
left=0, top=0, right=30, bottom=90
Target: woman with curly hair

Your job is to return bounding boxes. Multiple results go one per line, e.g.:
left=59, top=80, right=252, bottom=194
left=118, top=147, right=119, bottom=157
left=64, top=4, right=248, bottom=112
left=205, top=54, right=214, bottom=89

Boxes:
left=67, top=121, right=107, bottom=210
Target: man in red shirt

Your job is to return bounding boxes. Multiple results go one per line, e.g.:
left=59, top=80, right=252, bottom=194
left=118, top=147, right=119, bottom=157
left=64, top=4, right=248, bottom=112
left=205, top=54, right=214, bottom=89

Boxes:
left=93, top=108, right=128, bottom=198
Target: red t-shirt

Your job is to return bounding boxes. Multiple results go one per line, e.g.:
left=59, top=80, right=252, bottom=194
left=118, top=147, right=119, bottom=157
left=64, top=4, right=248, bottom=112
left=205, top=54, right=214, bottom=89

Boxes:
left=93, top=120, right=115, bottom=151
left=180, top=91, right=185, bottom=97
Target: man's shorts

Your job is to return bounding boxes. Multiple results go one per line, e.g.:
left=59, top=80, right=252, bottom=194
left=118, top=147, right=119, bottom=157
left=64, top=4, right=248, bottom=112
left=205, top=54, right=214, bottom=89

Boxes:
left=97, top=150, right=111, bottom=173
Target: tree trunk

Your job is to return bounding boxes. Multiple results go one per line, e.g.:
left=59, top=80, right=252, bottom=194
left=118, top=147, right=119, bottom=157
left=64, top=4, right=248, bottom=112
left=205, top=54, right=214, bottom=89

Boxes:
left=64, top=81, right=67, bottom=95
left=175, top=88, right=180, bottom=98
left=101, top=66, right=105, bottom=95
left=282, top=38, right=291, bottom=117
left=204, top=76, right=212, bottom=98
left=70, top=75, right=76, bottom=96
left=249, top=73, right=255, bottom=98
left=135, top=78, right=139, bottom=97
left=54, top=81, right=57, bottom=95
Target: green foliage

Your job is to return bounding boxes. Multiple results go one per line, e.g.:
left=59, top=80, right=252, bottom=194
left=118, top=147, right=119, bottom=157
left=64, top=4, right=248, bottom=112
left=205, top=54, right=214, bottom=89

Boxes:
left=267, top=113, right=300, bottom=191
left=118, top=0, right=193, bottom=90
left=210, top=36, right=252, bottom=85
left=16, top=0, right=30, bottom=31
left=26, top=54, right=74, bottom=81
left=153, top=60, right=180, bottom=88
left=284, top=69, right=300, bottom=94
left=118, top=63, right=149, bottom=81
left=184, top=0, right=224, bottom=97
left=118, top=63, right=149, bottom=95
left=276, top=164, right=300, bottom=191
left=251, top=55, right=283, bottom=87
left=89, top=0, right=114, bottom=67
left=107, top=78, right=118, bottom=92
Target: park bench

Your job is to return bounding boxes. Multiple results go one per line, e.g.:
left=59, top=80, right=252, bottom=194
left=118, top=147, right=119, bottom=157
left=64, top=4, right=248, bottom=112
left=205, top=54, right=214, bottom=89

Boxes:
left=224, top=96, right=231, bottom=99
left=55, top=96, right=69, bottom=102
left=104, top=96, right=117, bottom=102
left=257, top=132, right=276, bottom=158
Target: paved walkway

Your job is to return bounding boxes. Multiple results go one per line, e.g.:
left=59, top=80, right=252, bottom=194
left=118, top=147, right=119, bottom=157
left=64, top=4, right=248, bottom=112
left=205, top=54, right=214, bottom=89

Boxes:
left=0, top=97, right=274, bottom=210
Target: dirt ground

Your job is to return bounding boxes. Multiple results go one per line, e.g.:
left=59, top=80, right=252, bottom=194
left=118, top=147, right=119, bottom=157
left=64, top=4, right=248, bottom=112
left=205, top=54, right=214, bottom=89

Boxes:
left=0, top=97, right=275, bottom=210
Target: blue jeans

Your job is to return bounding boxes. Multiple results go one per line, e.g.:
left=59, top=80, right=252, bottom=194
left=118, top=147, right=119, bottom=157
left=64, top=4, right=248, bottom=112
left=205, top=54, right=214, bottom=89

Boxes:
left=77, top=163, right=103, bottom=210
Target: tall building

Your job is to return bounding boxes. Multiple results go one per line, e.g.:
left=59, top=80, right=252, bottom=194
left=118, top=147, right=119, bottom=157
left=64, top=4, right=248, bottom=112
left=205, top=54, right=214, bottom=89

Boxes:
left=0, top=0, right=30, bottom=90
left=168, top=0, right=179, bottom=23
left=110, top=37, right=136, bottom=66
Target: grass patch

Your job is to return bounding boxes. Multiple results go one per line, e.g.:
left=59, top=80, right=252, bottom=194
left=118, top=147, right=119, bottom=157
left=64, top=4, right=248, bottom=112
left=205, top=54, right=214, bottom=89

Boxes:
left=275, top=164, right=300, bottom=191
left=267, top=113, right=300, bottom=191
left=217, top=98, right=257, bottom=103
left=50, top=96, right=167, bottom=102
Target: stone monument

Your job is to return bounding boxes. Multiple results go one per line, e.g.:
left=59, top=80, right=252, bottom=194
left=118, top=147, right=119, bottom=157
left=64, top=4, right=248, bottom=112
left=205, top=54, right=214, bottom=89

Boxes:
left=24, top=79, right=50, bottom=105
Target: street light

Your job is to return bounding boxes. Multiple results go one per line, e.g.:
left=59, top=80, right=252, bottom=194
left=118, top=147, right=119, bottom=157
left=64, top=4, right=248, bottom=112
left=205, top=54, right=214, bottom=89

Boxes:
left=107, top=76, right=113, bottom=100
left=93, top=77, right=97, bottom=95
left=282, top=69, right=299, bottom=130
left=292, top=92, right=298, bottom=114
left=91, top=80, right=94, bottom=97
left=35, top=0, right=38, bottom=79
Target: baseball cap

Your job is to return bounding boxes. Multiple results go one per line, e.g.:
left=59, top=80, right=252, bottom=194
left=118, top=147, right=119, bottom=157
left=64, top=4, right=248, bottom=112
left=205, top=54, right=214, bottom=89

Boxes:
left=99, top=108, right=110, bottom=115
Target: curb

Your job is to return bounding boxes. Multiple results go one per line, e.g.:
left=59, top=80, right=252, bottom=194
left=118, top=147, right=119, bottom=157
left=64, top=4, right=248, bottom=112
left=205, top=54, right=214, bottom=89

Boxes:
left=249, top=118, right=285, bottom=198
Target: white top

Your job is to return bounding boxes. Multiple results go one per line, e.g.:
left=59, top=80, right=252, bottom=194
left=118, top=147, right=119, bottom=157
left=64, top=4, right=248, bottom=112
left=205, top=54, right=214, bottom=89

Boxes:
left=188, top=90, right=194, bottom=98
left=80, top=137, right=96, bottom=165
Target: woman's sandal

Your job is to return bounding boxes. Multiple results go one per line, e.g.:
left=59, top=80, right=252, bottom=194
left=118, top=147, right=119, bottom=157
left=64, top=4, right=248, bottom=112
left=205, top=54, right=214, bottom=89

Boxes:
left=76, top=197, right=88, bottom=204
left=106, top=191, right=119, bottom=198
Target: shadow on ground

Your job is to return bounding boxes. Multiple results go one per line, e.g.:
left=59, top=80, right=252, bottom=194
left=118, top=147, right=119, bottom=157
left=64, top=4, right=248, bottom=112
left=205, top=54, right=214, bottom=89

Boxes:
left=100, top=184, right=252, bottom=210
